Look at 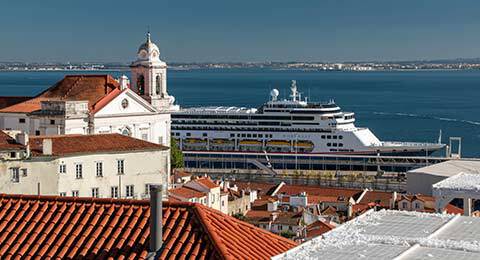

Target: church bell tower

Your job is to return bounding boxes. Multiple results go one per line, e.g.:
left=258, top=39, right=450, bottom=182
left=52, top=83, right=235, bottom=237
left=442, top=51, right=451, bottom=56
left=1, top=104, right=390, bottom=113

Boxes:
left=130, top=32, right=173, bottom=110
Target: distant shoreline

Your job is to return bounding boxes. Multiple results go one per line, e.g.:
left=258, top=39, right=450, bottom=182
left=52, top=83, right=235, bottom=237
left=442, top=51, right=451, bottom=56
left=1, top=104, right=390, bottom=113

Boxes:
left=0, top=68, right=478, bottom=72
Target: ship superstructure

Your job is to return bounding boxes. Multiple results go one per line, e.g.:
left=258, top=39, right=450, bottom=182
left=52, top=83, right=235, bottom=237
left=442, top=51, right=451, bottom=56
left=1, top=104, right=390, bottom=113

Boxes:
left=172, top=80, right=444, bottom=157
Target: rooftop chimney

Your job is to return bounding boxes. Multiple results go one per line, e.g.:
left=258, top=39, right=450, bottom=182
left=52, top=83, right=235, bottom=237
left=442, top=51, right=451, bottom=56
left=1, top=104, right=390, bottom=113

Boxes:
left=42, top=139, right=52, bottom=155
left=15, top=132, right=28, bottom=146
left=149, top=185, right=163, bottom=255
left=119, top=75, right=129, bottom=90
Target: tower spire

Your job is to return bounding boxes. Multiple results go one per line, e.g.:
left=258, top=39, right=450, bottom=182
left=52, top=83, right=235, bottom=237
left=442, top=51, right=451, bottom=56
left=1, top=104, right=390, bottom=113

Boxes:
left=147, top=29, right=151, bottom=43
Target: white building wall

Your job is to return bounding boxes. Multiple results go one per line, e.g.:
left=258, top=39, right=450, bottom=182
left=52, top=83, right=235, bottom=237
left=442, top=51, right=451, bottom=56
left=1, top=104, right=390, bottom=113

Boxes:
left=57, top=150, right=169, bottom=198
left=0, top=150, right=169, bottom=198
left=0, top=159, right=59, bottom=195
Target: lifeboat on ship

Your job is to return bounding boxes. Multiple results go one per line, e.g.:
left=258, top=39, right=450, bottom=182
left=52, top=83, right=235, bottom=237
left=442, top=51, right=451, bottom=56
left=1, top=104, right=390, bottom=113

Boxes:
left=239, top=139, right=263, bottom=152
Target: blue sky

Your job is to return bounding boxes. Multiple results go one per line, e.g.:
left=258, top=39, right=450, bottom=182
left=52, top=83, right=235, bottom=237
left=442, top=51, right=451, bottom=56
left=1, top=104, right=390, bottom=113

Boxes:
left=1, top=0, right=479, bottom=62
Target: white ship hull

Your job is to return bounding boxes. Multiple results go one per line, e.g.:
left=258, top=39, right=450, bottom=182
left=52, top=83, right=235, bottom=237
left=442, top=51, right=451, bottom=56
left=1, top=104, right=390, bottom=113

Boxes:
left=172, top=80, right=445, bottom=159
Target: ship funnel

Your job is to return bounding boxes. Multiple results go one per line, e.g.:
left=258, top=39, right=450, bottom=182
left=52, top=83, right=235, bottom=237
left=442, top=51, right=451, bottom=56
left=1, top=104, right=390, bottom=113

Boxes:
left=290, top=80, right=298, bottom=101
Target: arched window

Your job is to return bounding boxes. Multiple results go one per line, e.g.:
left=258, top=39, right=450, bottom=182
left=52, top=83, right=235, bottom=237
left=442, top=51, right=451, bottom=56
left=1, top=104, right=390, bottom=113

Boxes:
left=137, top=75, right=145, bottom=95
left=156, top=75, right=162, bottom=95
left=121, top=127, right=131, bottom=136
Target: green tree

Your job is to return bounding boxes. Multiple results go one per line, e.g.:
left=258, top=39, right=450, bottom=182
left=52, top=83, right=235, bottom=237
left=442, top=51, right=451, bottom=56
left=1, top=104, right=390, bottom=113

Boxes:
left=170, top=138, right=184, bottom=169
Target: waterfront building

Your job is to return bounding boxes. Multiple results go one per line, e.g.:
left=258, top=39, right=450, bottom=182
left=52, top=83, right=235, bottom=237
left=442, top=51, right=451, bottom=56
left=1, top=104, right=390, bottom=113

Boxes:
left=0, top=193, right=297, bottom=259
left=0, top=33, right=176, bottom=146
left=0, top=131, right=169, bottom=198
left=407, top=160, right=480, bottom=195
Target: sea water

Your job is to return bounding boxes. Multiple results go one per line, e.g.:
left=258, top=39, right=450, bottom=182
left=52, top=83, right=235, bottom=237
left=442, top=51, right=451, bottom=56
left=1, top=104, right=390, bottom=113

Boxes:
left=0, top=69, right=478, bottom=157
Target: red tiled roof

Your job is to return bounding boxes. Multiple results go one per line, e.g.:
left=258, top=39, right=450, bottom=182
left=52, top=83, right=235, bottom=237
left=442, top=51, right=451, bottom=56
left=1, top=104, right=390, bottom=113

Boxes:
left=444, top=204, right=463, bottom=215
left=356, top=191, right=393, bottom=208
left=233, top=182, right=278, bottom=196
left=306, top=220, right=335, bottom=239
left=0, top=194, right=296, bottom=259
left=29, top=134, right=168, bottom=156
left=320, top=206, right=338, bottom=215
left=309, top=195, right=345, bottom=204
left=194, top=178, right=219, bottom=189
left=245, top=210, right=274, bottom=222
left=0, top=131, right=25, bottom=151
left=0, top=96, right=31, bottom=110
left=90, top=87, right=125, bottom=114
left=174, top=171, right=193, bottom=178
left=0, top=75, right=119, bottom=113
left=169, top=186, right=206, bottom=199
left=278, top=185, right=361, bottom=198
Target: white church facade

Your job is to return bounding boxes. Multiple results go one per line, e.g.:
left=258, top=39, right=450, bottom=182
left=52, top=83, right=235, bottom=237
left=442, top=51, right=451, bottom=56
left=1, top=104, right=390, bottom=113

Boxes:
left=0, top=33, right=177, bottom=146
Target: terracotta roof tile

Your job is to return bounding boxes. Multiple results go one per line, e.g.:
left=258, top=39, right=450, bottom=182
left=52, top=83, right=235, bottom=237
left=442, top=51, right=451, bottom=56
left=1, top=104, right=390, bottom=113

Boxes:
left=29, top=134, right=168, bottom=156
left=194, top=178, right=219, bottom=189
left=0, top=75, right=119, bottom=113
left=305, top=220, right=335, bottom=239
left=0, top=96, right=31, bottom=109
left=169, top=187, right=206, bottom=199
left=0, top=131, right=25, bottom=151
left=0, top=194, right=296, bottom=259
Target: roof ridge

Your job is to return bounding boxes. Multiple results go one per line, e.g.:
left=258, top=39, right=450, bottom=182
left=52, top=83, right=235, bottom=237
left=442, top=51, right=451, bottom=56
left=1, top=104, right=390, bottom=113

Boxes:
left=192, top=204, right=231, bottom=260
left=0, top=193, right=150, bottom=206
left=63, top=76, right=83, bottom=98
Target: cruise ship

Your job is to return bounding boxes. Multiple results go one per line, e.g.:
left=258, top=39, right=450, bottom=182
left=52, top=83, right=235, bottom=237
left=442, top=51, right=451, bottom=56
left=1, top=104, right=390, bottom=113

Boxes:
left=172, top=81, right=444, bottom=168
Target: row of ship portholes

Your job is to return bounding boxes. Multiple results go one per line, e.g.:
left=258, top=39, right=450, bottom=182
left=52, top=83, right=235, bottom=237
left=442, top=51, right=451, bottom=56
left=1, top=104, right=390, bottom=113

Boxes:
left=321, top=135, right=343, bottom=140
left=327, top=142, right=344, bottom=147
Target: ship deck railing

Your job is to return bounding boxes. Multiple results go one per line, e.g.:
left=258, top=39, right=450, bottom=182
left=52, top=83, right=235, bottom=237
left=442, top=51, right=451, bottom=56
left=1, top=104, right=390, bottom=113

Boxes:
left=379, top=141, right=444, bottom=147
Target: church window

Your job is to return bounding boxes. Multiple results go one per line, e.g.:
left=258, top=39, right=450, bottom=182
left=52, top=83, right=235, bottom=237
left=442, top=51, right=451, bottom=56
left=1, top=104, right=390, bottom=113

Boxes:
left=156, top=75, right=161, bottom=95
left=137, top=75, right=145, bottom=95
left=121, top=127, right=131, bottom=136
left=121, top=99, right=129, bottom=109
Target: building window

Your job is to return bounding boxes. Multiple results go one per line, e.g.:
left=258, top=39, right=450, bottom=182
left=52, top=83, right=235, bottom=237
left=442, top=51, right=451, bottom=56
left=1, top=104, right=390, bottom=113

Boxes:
left=145, top=184, right=152, bottom=195
left=111, top=186, right=119, bottom=198
left=21, top=168, right=27, bottom=177
left=142, top=133, right=148, bottom=141
left=72, top=190, right=79, bottom=197
left=121, top=127, right=131, bottom=136
left=59, top=164, right=66, bottom=174
left=35, top=130, right=40, bottom=136
left=137, top=75, right=145, bottom=95
left=156, top=74, right=161, bottom=95
left=91, top=188, right=99, bottom=198
left=126, top=185, right=135, bottom=197
left=11, top=168, right=20, bottom=183
left=159, top=136, right=163, bottom=144
left=117, top=159, right=125, bottom=175
left=402, top=202, right=408, bottom=209
left=415, top=203, right=420, bottom=209
left=19, top=118, right=25, bottom=123
left=10, top=152, right=16, bottom=158
left=96, top=162, right=103, bottom=177
left=59, top=192, right=66, bottom=197
left=50, top=119, right=55, bottom=125
left=75, top=163, right=83, bottom=179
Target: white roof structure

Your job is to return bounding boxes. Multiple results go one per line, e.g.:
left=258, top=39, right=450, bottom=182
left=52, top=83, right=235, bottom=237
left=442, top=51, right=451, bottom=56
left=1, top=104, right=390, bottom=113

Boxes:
left=433, top=173, right=480, bottom=192
left=273, top=210, right=480, bottom=260
left=433, top=173, right=480, bottom=216
left=409, top=160, right=480, bottom=177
